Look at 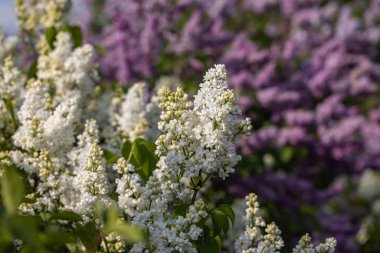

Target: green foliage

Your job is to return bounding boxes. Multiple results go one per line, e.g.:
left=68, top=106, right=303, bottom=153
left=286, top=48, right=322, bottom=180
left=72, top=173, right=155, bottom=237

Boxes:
left=2, top=98, right=18, bottom=131
left=26, top=61, right=38, bottom=79
left=45, top=25, right=83, bottom=49
left=174, top=203, right=189, bottom=217
left=195, top=225, right=222, bottom=253
left=102, top=205, right=144, bottom=243
left=45, top=27, right=57, bottom=48
left=217, top=204, right=235, bottom=227
left=49, top=210, right=83, bottom=222
left=103, top=149, right=118, bottom=164
left=1, top=166, right=24, bottom=214
left=209, top=204, right=235, bottom=237
left=121, top=138, right=159, bottom=182
left=0, top=165, right=144, bottom=252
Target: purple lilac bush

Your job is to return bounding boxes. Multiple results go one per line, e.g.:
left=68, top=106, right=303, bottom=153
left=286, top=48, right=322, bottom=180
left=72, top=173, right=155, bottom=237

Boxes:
left=75, top=0, right=380, bottom=252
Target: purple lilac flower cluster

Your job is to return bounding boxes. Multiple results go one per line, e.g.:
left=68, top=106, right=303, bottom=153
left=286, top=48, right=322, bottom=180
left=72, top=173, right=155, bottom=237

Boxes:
left=75, top=0, right=380, bottom=252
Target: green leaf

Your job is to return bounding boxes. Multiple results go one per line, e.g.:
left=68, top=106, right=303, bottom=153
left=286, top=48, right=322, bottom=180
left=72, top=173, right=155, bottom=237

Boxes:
left=46, top=25, right=83, bottom=49
left=196, top=225, right=211, bottom=253
left=131, top=141, right=145, bottom=166
left=128, top=139, right=159, bottom=181
left=215, top=236, right=222, bottom=251
left=77, top=221, right=101, bottom=252
left=107, top=223, right=144, bottom=243
left=2, top=98, right=17, bottom=131
left=210, top=208, right=231, bottom=236
left=66, top=26, right=83, bottom=48
left=210, top=209, right=225, bottom=237
left=50, top=210, right=82, bottom=222
left=135, top=138, right=156, bottom=154
left=217, top=204, right=235, bottom=226
left=103, top=204, right=144, bottom=243
left=174, top=204, right=189, bottom=217
left=103, top=149, right=118, bottom=164
left=1, top=167, right=24, bottom=214
left=27, top=61, right=38, bottom=78
left=59, top=25, right=83, bottom=48
left=7, top=215, right=42, bottom=248
left=104, top=203, right=118, bottom=225
left=139, top=159, right=150, bottom=181
left=45, top=27, right=57, bottom=48
left=221, top=214, right=229, bottom=235
left=121, top=140, right=132, bottom=160
left=197, top=227, right=221, bottom=253
left=40, top=231, right=74, bottom=246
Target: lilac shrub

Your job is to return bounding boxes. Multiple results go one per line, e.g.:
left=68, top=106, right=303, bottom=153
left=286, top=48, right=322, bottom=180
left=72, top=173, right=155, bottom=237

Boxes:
left=76, top=0, right=380, bottom=252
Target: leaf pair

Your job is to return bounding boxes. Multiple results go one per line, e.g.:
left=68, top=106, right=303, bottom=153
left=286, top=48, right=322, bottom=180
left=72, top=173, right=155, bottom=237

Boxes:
left=122, top=138, right=158, bottom=182
left=210, top=204, right=235, bottom=237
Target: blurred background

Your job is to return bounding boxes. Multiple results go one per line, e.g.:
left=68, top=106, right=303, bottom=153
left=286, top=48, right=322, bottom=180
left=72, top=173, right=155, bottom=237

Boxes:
left=0, top=0, right=17, bottom=34
left=2, top=0, right=380, bottom=252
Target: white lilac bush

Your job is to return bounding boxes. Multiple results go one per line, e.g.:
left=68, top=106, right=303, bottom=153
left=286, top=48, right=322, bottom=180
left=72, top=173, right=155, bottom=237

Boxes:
left=0, top=1, right=337, bottom=252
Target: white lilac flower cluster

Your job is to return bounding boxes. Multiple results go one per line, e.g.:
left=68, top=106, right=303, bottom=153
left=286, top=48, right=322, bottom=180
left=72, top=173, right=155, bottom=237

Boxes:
left=156, top=65, right=251, bottom=182
left=235, top=193, right=337, bottom=253
left=16, top=0, right=70, bottom=35
left=37, top=31, right=96, bottom=104
left=292, top=234, right=337, bottom=253
left=234, top=193, right=284, bottom=253
left=0, top=18, right=106, bottom=213
left=109, top=65, right=251, bottom=252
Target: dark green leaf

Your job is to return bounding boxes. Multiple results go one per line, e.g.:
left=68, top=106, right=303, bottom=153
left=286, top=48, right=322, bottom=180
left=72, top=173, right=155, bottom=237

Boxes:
left=174, top=204, right=189, bottom=217
left=211, top=209, right=225, bottom=237
left=1, top=167, right=24, bottom=214
left=40, top=231, right=74, bottom=246
left=103, top=149, right=118, bottom=164
left=77, top=221, right=101, bottom=252
left=210, top=208, right=230, bottom=236
left=67, top=26, right=82, bottom=48
left=121, top=140, right=132, bottom=160
left=7, top=215, right=42, bottom=248
left=2, top=99, right=17, bottom=131
left=139, top=159, right=150, bottom=181
left=131, top=141, right=145, bottom=166
left=45, top=27, right=57, bottom=48
left=217, top=204, right=235, bottom=226
left=50, top=210, right=82, bottom=222
left=198, top=235, right=220, bottom=253
left=135, top=138, right=156, bottom=154
left=221, top=214, right=229, bottom=235
left=59, top=25, right=83, bottom=48
left=27, top=61, right=38, bottom=78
